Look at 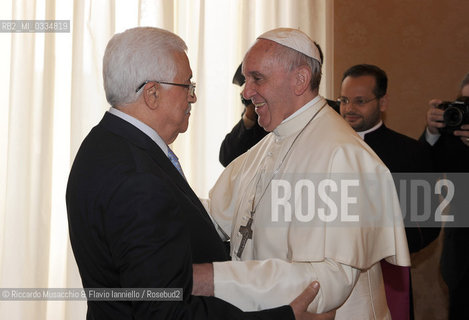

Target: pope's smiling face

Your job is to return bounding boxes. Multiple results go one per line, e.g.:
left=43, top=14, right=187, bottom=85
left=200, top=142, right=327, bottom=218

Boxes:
left=241, top=40, right=299, bottom=132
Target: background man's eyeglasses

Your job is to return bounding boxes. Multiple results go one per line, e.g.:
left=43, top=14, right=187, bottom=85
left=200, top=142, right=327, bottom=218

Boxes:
left=336, top=96, right=379, bottom=107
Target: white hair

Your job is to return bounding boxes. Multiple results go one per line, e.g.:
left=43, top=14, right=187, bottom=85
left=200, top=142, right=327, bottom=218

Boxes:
left=103, top=27, right=187, bottom=107
left=272, top=44, right=322, bottom=91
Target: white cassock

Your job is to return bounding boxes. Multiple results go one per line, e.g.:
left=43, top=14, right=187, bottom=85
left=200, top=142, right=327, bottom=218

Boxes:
left=206, top=96, right=410, bottom=319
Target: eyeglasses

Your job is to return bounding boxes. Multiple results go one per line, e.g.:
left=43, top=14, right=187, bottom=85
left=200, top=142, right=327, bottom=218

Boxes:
left=136, top=80, right=196, bottom=97
left=336, top=96, right=379, bottom=107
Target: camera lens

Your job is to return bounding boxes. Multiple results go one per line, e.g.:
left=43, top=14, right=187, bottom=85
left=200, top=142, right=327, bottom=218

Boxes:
left=443, top=107, right=463, bottom=127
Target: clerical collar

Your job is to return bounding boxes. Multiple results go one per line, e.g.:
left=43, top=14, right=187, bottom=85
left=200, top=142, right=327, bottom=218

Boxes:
left=282, top=95, right=321, bottom=123
left=356, top=121, right=383, bottom=140
left=273, top=96, right=326, bottom=138
left=108, top=107, right=169, bottom=156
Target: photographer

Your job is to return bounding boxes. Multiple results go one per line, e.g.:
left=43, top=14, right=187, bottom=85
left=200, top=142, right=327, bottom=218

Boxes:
left=424, top=73, right=469, bottom=150
left=421, top=72, right=469, bottom=320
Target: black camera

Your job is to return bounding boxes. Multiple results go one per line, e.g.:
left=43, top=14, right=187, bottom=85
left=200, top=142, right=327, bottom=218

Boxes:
left=438, top=96, right=469, bottom=134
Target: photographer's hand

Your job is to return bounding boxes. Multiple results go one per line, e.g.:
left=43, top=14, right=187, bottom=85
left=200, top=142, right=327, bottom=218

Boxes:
left=426, top=99, right=445, bottom=134
left=453, top=124, right=469, bottom=147
left=242, top=103, right=257, bottom=129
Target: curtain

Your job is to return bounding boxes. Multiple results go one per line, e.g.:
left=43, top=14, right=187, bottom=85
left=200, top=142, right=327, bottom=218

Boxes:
left=0, top=1, right=332, bottom=319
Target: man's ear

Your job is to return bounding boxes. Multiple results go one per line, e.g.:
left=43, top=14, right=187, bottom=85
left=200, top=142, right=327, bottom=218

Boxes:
left=143, top=82, right=159, bottom=110
left=379, top=94, right=389, bottom=112
left=294, top=66, right=311, bottom=96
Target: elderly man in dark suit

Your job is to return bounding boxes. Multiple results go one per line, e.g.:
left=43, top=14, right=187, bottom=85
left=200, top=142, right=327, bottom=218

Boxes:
left=66, top=26, right=328, bottom=320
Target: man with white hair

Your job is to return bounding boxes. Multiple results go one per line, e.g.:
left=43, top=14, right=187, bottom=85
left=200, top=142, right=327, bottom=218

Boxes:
left=66, top=26, right=327, bottom=320
left=196, top=28, right=410, bottom=319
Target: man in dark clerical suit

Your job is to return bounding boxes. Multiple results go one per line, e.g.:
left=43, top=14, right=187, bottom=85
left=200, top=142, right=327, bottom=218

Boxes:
left=338, top=64, right=440, bottom=320
left=420, top=73, right=469, bottom=320
left=66, top=26, right=327, bottom=320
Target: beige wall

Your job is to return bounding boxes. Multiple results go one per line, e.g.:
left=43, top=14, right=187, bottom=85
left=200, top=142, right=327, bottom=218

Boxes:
left=333, top=0, right=469, bottom=139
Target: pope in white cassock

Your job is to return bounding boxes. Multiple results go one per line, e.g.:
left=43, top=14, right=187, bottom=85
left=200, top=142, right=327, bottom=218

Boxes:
left=200, top=28, right=410, bottom=319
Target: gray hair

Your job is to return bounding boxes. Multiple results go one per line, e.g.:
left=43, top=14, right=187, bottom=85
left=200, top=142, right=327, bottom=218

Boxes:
left=103, top=27, right=187, bottom=107
left=272, top=44, right=322, bottom=92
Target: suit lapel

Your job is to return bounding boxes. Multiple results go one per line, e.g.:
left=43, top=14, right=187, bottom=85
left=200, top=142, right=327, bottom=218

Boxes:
left=99, top=113, right=213, bottom=225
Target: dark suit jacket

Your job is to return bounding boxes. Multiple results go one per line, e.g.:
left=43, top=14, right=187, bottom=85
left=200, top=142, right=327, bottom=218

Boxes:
left=66, top=112, right=293, bottom=319
left=421, top=132, right=469, bottom=173
left=218, top=116, right=267, bottom=167
left=364, top=124, right=440, bottom=253
left=419, top=131, right=469, bottom=291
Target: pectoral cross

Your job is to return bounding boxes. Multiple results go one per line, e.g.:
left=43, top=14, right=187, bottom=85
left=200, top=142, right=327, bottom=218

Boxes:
left=236, top=216, right=253, bottom=258
left=236, top=174, right=263, bottom=259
